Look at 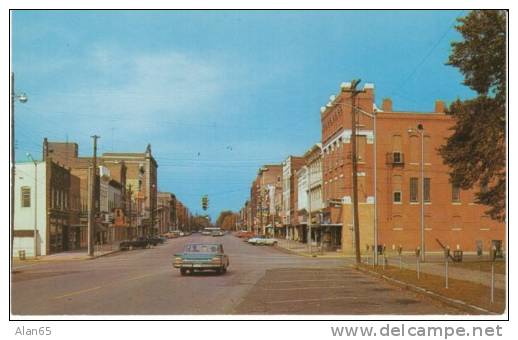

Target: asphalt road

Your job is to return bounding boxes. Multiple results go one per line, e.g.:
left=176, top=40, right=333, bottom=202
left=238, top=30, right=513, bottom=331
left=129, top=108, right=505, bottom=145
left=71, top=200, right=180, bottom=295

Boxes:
left=11, top=234, right=461, bottom=315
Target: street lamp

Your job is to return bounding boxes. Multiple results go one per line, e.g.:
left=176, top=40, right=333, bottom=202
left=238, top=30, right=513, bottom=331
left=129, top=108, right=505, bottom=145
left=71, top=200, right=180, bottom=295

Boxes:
left=11, top=72, right=28, bottom=270
left=408, top=124, right=425, bottom=261
left=26, top=153, right=38, bottom=257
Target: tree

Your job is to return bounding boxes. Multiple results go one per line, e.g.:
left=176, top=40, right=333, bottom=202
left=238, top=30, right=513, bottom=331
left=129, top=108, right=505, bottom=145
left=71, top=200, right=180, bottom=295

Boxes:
left=221, top=214, right=238, bottom=231
left=216, top=210, right=235, bottom=228
left=439, top=10, right=506, bottom=221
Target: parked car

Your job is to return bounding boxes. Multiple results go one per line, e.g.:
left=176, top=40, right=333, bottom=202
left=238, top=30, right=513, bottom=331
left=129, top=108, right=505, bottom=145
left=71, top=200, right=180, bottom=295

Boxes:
left=173, top=243, right=230, bottom=275
left=236, top=231, right=255, bottom=239
left=179, top=232, right=185, bottom=237
left=164, top=231, right=180, bottom=239
left=248, top=236, right=278, bottom=246
left=119, top=237, right=149, bottom=250
left=211, top=230, right=225, bottom=237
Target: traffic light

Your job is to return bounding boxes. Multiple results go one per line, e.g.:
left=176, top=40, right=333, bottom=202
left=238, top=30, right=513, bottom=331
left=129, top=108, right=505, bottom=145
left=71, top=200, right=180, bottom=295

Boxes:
left=202, top=195, right=209, bottom=211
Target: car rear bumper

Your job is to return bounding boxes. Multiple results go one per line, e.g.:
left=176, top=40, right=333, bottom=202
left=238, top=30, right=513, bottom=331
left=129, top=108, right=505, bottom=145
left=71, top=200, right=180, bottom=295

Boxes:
left=173, top=263, right=223, bottom=269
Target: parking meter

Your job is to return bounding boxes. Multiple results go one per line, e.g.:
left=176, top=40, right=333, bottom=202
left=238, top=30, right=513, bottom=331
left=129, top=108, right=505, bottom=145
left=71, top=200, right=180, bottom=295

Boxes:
left=415, top=247, right=421, bottom=258
left=444, top=245, right=450, bottom=259
left=397, top=245, right=403, bottom=256
left=491, top=246, right=497, bottom=262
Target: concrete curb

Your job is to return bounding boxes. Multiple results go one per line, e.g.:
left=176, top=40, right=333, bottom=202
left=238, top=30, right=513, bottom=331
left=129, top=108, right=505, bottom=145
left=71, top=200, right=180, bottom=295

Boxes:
left=355, top=266, right=498, bottom=315
left=15, top=249, right=121, bottom=264
left=274, top=245, right=351, bottom=259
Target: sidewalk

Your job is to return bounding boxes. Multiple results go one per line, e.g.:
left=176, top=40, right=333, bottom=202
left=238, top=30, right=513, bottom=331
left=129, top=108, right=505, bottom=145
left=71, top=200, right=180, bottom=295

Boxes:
left=274, top=240, right=506, bottom=290
left=368, top=254, right=506, bottom=290
left=275, top=239, right=348, bottom=258
left=14, top=244, right=120, bottom=265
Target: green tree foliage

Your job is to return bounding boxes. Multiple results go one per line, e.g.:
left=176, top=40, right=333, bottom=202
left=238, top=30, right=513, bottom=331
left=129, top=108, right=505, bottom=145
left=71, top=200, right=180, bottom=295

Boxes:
left=440, top=10, right=506, bottom=221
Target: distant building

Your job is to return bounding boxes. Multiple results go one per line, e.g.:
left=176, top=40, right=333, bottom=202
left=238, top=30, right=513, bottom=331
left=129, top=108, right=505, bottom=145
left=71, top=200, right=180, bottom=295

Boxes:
left=102, top=144, right=158, bottom=236
left=42, top=139, right=129, bottom=242
left=157, top=192, right=177, bottom=234
left=282, top=156, right=305, bottom=240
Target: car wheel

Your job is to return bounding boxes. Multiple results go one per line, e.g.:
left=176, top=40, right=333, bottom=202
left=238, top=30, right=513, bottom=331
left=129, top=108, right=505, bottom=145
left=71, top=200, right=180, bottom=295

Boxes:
left=129, top=245, right=134, bottom=251
left=180, top=268, right=187, bottom=276
left=273, top=241, right=278, bottom=246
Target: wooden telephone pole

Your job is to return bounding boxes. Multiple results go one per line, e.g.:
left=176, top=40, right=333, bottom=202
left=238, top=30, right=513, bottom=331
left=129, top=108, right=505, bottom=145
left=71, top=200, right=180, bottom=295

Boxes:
left=343, top=79, right=364, bottom=264
left=88, top=135, right=100, bottom=257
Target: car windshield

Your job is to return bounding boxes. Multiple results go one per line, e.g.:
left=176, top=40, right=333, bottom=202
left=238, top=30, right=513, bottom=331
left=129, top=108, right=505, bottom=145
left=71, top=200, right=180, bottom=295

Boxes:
left=185, top=244, right=219, bottom=253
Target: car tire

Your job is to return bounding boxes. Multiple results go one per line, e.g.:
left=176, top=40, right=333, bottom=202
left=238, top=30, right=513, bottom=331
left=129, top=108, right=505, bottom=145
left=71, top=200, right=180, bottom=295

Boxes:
left=273, top=241, right=278, bottom=246
left=129, top=245, right=134, bottom=251
left=180, top=268, right=187, bottom=276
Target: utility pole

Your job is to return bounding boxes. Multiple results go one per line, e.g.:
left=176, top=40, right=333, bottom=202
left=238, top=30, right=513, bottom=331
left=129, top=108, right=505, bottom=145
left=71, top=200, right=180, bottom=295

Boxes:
left=10, top=73, right=15, bottom=269
left=11, top=73, right=27, bottom=269
left=307, top=164, right=312, bottom=254
left=88, top=135, right=100, bottom=257
left=127, top=184, right=133, bottom=238
left=344, top=79, right=364, bottom=265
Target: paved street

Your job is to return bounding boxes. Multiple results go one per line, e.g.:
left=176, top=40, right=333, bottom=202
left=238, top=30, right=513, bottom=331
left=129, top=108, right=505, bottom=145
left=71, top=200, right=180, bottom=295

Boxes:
left=12, top=234, right=461, bottom=315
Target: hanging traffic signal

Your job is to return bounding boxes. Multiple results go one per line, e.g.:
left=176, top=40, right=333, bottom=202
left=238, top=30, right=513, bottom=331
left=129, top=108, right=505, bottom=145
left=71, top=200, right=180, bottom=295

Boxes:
left=202, top=195, right=209, bottom=211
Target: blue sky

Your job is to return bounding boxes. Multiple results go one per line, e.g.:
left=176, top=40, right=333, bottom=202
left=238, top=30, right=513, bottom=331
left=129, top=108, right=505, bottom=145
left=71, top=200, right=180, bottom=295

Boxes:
left=12, top=10, right=475, bottom=219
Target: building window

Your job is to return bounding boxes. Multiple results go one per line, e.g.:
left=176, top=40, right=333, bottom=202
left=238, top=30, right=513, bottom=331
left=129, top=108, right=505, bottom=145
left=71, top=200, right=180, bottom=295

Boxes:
left=21, top=187, right=31, bottom=207
left=357, top=135, right=366, bottom=161
left=410, top=177, right=418, bottom=202
left=392, top=135, right=402, bottom=152
left=409, top=135, right=419, bottom=163
left=392, top=175, right=402, bottom=203
left=452, top=184, right=461, bottom=202
left=424, top=178, right=431, bottom=202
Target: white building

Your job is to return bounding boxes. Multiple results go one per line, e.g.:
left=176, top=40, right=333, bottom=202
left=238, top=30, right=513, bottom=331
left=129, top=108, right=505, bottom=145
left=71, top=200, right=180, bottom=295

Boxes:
left=14, top=160, right=74, bottom=257
left=14, top=161, right=47, bottom=257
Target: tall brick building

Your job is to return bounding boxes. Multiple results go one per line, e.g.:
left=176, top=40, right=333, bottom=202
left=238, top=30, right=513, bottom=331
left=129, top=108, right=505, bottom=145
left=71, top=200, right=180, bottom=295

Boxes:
left=321, top=82, right=505, bottom=255
left=102, top=144, right=158, bottom=236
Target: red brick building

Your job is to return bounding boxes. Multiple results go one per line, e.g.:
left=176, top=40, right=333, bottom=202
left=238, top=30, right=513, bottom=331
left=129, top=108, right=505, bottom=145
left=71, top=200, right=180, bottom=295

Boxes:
left=321, top=82, right=504, bottom=255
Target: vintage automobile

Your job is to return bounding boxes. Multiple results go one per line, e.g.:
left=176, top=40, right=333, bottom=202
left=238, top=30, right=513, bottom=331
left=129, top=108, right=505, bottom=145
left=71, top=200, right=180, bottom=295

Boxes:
left=164, top=231, right=180, bottom=239
left=119, top=237, right=149, bottom=250
left=236, top=231, right=255, bottom=239
left=247, top=236, right=278, bottom=246
left=173, top=243, right=230, bottom=276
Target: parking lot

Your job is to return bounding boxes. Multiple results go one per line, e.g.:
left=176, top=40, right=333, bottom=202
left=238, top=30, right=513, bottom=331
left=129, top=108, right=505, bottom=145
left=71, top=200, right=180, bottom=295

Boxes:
left=234, top=267, right=462, bottom=315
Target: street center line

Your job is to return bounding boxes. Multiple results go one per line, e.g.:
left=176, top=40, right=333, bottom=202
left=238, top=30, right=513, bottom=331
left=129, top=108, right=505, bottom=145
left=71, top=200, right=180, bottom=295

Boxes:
left=268, top=279, right=350, bottom=283
left=53, top=286, right=102, bottom=299
left=127, top=273, right=157, bottom=281
left=262, top=286, right=350, bottom=291
left=266, top=296, right=358, bottom=304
